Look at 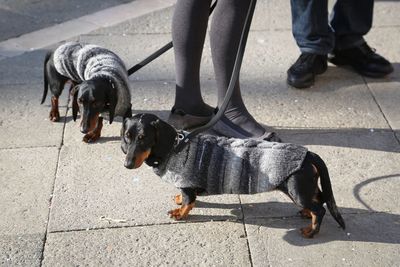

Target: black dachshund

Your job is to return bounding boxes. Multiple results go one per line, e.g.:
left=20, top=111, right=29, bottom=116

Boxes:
left=121, top=113, right=345, bottom=238
left=42, top=42, right=132, bottom=142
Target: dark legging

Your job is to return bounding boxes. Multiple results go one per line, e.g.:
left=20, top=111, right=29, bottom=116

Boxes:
left=172, top=0, right=265, bottom=137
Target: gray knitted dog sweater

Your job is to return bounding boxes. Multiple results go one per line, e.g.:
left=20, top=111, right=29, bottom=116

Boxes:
left=53, top=42, right=131, bottom=117
left=154, top=135, right=308, bottom=194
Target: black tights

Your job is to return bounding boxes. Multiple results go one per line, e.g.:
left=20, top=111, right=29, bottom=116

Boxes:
left=172, top=0, right=265, bottom=137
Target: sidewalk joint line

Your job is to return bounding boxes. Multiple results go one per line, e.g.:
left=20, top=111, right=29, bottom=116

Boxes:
left=0, top=144, right=58, bottom=151
left=39, top=100, right=69, bottom=266
left=45, top=210, right=387, bottom=236
left=48, top=218, right=242, bottom=234
left=238, top=195, right=254, bottom=267
left=363, top=76, right=400, bottom=146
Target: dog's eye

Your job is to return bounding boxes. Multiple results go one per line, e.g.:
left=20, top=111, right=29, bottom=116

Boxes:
left=138, top=134, right=144, bottom=140
left=125, top=132, right=131, bottom=139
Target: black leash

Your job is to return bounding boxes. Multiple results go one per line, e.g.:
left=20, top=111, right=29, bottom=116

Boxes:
left=127, top=1, right=218, bottom=76
left=174, top=0, right=257, bottom=152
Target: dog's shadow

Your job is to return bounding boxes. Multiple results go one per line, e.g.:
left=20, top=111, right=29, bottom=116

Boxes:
left=188, top=200, right=400, bottom=246
left=187, top=174, right=400, bottom=246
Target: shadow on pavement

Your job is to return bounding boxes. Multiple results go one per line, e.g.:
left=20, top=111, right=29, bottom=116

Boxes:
left=183, top=174, right=400, bottom=246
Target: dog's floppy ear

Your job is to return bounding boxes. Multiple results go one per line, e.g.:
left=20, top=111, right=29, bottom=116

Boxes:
left=107, top=87, right=117, bottom=124
left=70, top=86, right=79, bottom=121
left=149, top=118, right=177, bottom=157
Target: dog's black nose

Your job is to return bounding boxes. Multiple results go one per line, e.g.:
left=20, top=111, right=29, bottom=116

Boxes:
left=124, top=158, right=135, bottom=169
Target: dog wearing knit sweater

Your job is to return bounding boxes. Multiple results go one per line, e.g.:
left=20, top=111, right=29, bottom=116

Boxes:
left=41, top=42, right=132, bottom=142
left=121, top=113, right=346, bottom=238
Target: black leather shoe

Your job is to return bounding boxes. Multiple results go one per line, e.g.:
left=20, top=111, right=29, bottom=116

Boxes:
left=329, top=42, right=393, bottom=78
left=287, top=53, right=328, bottom=89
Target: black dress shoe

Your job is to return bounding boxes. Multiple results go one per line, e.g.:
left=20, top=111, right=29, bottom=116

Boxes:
left=329, top=42, right=393, bottom=78
left=287, top=53, right=328, bottom=89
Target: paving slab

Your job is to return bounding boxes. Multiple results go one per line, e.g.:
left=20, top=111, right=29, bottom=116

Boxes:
left=43, top=221, right=249, bottom=266
left=252, top=0, right=291, bottom=31
left=372, top=1, right=400, bottom=27
left=240, top=75, right=389, bottom=130
left=49, top=141, right=241, bottom=232
left=245, top=212, right=400, bottom=267
left=0, top=234, right=43, bottom=267
left=0, top=83, right=68, bottom=149
left=0, top=147, right=59, bottom=266
left=366, top=77, right=400, bottom=130
left=240, top=131, right=400, bottom=220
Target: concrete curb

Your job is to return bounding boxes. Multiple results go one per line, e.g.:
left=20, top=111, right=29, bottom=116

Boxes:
left=0, top=0, right=175, bottom=58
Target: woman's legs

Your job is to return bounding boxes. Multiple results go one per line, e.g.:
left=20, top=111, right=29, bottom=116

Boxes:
left=171, top=0, right=278, bottom=139
left=210, top=0, right=266, bottom=138
left=171, top=0, right=213, bottom=117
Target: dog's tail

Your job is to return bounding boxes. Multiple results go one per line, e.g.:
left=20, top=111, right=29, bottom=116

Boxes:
left=41, top=51, right=52, bottom=104
left=310, top=152, right=346, bottom=230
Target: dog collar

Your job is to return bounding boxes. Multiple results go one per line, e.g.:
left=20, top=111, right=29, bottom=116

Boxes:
left=149, top=130, right=186, bottom=168
left=175, top=130, right=188, bottom=147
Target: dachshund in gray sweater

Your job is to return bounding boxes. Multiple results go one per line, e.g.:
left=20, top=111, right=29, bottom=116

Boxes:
left=41, top=42, right=132, bottom=142
left=121, top=113, right=345, bottom=238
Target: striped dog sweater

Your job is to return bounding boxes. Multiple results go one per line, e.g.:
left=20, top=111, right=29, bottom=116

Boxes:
left=53, top=42, right=131, bottom=117
left=154, top=135, right=308, bottom=194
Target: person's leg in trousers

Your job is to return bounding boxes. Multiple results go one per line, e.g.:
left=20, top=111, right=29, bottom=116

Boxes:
left=169, top=0, right=214, bottom=129
left=291, top=0, right=334, bottom=55
left=329, top=0, right=393, bottom=77
left=330, top=0, right=373, bottom=50
left=209, top=0, right=277, bottom=139
left=287, top=0, right=333, bottom=88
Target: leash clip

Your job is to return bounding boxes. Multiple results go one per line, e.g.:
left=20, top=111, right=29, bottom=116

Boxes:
left=174, top=131, right=190, bottom=153
left=178, top=133, right=185, bottom=141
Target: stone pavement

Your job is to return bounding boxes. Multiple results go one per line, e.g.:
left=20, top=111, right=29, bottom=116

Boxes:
left=1, top=0, right=400, bottom=266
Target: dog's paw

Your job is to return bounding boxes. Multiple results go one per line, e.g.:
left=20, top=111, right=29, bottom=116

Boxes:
left=83, top=132, right=100, bottom=143
left=174, top=194, right=183, bottom=205
left=168, top=203, right=194, bottom=220
left=300, top=225, right=318, bottom=238
left=49, top=111, right=60, bottom=122
left=168, top=208, right=186, bottom=220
